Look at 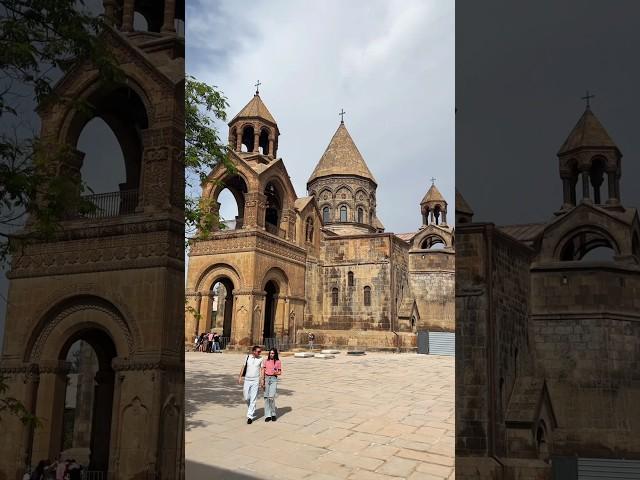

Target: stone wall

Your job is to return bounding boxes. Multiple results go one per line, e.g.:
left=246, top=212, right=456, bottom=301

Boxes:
left=455, top=224, right=533, bottom=478
left=530, top=263, right=640, bottom=458
left=409, top=249, right=455, bottom=331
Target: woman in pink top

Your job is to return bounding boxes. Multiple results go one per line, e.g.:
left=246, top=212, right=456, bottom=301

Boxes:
left=260, top=348, right=282, bottom=422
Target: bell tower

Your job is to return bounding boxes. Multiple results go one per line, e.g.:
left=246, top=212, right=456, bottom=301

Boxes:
left=228, top=85, right=280, bottom=159
left=421, top=181, right=448, bottom=226
left=557, top=101, right=622, bottom=211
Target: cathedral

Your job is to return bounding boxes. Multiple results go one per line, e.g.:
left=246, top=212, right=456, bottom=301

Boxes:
left=185, top=92, right=455, bottom=350
left=456, top=106, right=640, bottom=478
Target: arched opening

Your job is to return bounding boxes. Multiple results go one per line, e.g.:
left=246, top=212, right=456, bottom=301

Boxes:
left=263, top=281, right=279, bottom=340
left=241, top=125, right=255, bottom=152
left=357, top=207, right=364, bottom=224
left=305, top=217, right=314, bottom=242
left=59, top=330, right=116, bottom=473
left=420, top=235, right=446, bottom=250
left=340, top=205, right=348, bottom=222
left=434, top=205, right=441, bottom=225
left=363, top=286, right=371, bottom=306
left=264, top=182, right=282, bottom=233
left=70, top=85, right=148, bottom=218
left=536, top=422, right=549, bottom=459
left=77, top=118, right=126, bottom=195
left=331, top=287, right=339, bottom=306
left=211, top=278, right=234, bottom=340
left=633, top=232, right=640, bottom=258
left=348, top=271, right=354, bottom=287
left=323, top=207, right=331, bottom=223
left=133, top=1, right=164, bottom=32
left=133, top=11, right=149, bottom=31
left=589, top=158, right=606, bottom=204
left=559, top=230, right=618, bottom=261
left=214, top=175, right=247, bottom=230
left=259, top=129, right=269, bottom=155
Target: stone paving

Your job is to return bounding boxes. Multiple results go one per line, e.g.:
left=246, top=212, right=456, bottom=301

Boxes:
left=185, top=351, right=454, bottom=480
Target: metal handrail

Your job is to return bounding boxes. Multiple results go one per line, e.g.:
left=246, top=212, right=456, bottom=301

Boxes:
left=80, top=189, right=139, bottom=219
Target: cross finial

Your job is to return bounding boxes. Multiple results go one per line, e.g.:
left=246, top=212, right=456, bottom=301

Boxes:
left=581, top=90, right=595, bottom=109
left=254, top=80, right=261, bottom=95
left=430, top=177, right=436, bottom=185
left=339, top=108, right=346, bottom=124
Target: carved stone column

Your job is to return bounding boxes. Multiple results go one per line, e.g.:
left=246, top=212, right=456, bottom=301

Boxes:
left=162, top=0, right=176, bottom=32
left=581, top=170, right=591, bottom=202
left=268, top=136, right=275, bottom=158
left=121, top=0, right=135, bottom=31
left=236, top=126, right=243, bottom=151
left=561, top=176, right=573, bottom=207
left=253, top=129, right=260, bottom=153
left=243, top=192, right=267, bottom=228
left=184, top=292, right=200, bottom=342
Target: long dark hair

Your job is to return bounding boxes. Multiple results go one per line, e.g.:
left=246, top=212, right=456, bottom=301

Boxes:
left=267, top=348, right=279, bottom=362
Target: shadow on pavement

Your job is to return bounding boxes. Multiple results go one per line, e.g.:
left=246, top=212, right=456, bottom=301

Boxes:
left=186, top=460, right=263, bottom=479
left=185, top=369, right=294, bottom=430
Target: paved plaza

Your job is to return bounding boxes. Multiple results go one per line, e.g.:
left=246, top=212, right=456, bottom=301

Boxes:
left=185, top=350, right=454, bottom=479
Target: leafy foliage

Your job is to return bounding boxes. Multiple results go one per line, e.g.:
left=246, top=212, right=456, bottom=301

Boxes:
left=0, top=375, right=39, bottom=427
left=185, top=75, right=233, bottom=241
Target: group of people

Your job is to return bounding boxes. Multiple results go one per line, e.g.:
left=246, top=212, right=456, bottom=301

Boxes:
left=24, top=456, right=83, bottom=480
left=238, top=346, right=282, bottom=424
left=194, top=331, right=222, bottom=352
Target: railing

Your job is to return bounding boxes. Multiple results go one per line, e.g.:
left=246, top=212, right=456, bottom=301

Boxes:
left=221, top=218, right=243, bottom=230
left=265, top=222, right=287, bottom=239
left=80, top=189, right=139, bottom=219
left=82, top=471, right=105, bottom=480
left=263, top=336, right=291, bottom=352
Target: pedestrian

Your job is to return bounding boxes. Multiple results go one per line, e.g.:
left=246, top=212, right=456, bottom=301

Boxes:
left=261, top=348, right=282, bottom=422
left=308, top=332, right=315, bottom=350
left=207, top=331, right=214, bottom=352
left=54, top=456, right=68, bottom=480
left=237, top=345, right=264, bottom=424
left=213, top=331, right=221, bottom=352
left=67, top=459, right=82, bottom=480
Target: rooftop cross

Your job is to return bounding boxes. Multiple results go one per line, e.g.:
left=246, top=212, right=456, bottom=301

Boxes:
left=431, top=177, right=436, bottom=185
left=581, top=90, right=595, bottom=109
left=339, top=108, right=346, bottom=124
left=254, top=80, right=261, bottom=95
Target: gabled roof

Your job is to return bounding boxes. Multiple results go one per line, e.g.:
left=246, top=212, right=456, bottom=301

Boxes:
left=455, top=190, right=474, bottom=215
left=558, top=108, right=618, bottom=155
left=422, top=183, right=446, bottom=204
left=308, top=123, right=376, bottom=185
left=229, top=94, right=277, bottom=125
left=294, top=196, right=314, bottom=212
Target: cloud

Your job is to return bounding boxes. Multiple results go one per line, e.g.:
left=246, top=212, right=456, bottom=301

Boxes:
left=187, top=0, right=454, bottom=233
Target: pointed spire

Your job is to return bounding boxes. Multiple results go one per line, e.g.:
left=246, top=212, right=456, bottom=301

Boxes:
left=307, top=123, right=376, bottom=185
left=558, top=108, right=617, bottom=155
left=421, top=182, right=446, bottom=205
left=229, top=93, right=277, bottom=126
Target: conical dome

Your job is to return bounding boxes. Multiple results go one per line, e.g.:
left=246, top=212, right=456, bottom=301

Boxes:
left=558, top=108, right=617, bottom=154
left=229, top=93, right=277, bottom=125
left=307, top=123, right=376, bottom=185
left=422, top=183, right=446, bottom=205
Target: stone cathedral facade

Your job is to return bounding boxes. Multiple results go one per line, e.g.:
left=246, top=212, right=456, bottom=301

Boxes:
left=456, top=106, right=640, bottom=479
left=185, top=93, right=455, bottom=350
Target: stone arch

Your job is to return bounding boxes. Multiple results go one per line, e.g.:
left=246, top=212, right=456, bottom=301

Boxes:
left=209, top=172, right=249, bottom=229
left=260, top=267, right=290, bottom=340
left=260, top=174, right=292, bottom=210
left=261, top=266, right=290, bottom=295
left=318, top=187, right=334, bottom=202
left=195, top=262, right=243, bottom=293
left=355, top=203, right=368, bottom=223
left=420, top=234, right=447, bottom=250
left=25, top=295, right=136, bottom=363
left=555, top=225, right=620, bottom=261
left=354, top=188, right=369, bottom=203
left=335, top=184, right=355, bottom=201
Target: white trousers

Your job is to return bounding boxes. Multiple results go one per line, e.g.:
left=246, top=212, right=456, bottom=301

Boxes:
left=243, top=379, right=259, bottom=419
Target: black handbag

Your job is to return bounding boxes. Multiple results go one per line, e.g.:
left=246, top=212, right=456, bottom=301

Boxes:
left=241, top=355, right=249, bottom=377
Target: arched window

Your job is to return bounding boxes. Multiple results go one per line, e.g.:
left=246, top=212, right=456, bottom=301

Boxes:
left=340, top=205, right=348, bottom=222
left=305, top=217, right=314, bottom=242
left=323, top=207, right=330, bottom=223
left=331, top=287, right=339, bottom=306
left=364, top=286, right=371, bottom=306
left=348, top=271, right=354, bottom=286
left=357, top=208, right=364, bottom=223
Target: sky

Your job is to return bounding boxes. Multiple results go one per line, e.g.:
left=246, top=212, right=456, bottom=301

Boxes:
left=186, top=0, right=455, bottom=234
left=457, top=0, right=640, bottom=226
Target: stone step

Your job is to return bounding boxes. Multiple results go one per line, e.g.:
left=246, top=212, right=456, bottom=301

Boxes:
left=346, top=350, right=366, bottom=356
left=293, top=352, right=315, bottom=358
left=321, top=349, right=341, bottom=354
left=314, top=353, right=335, bottom=359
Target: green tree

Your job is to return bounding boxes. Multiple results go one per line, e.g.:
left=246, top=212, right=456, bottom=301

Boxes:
left=185, top=75, right=233, bottom=242
left=0, top=0, right=121, bottom=266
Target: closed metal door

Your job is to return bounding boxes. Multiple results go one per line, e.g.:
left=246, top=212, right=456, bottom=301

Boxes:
left=427, top=332, right=455, bottom=356
left=417, top=331, right=429, bottom=354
